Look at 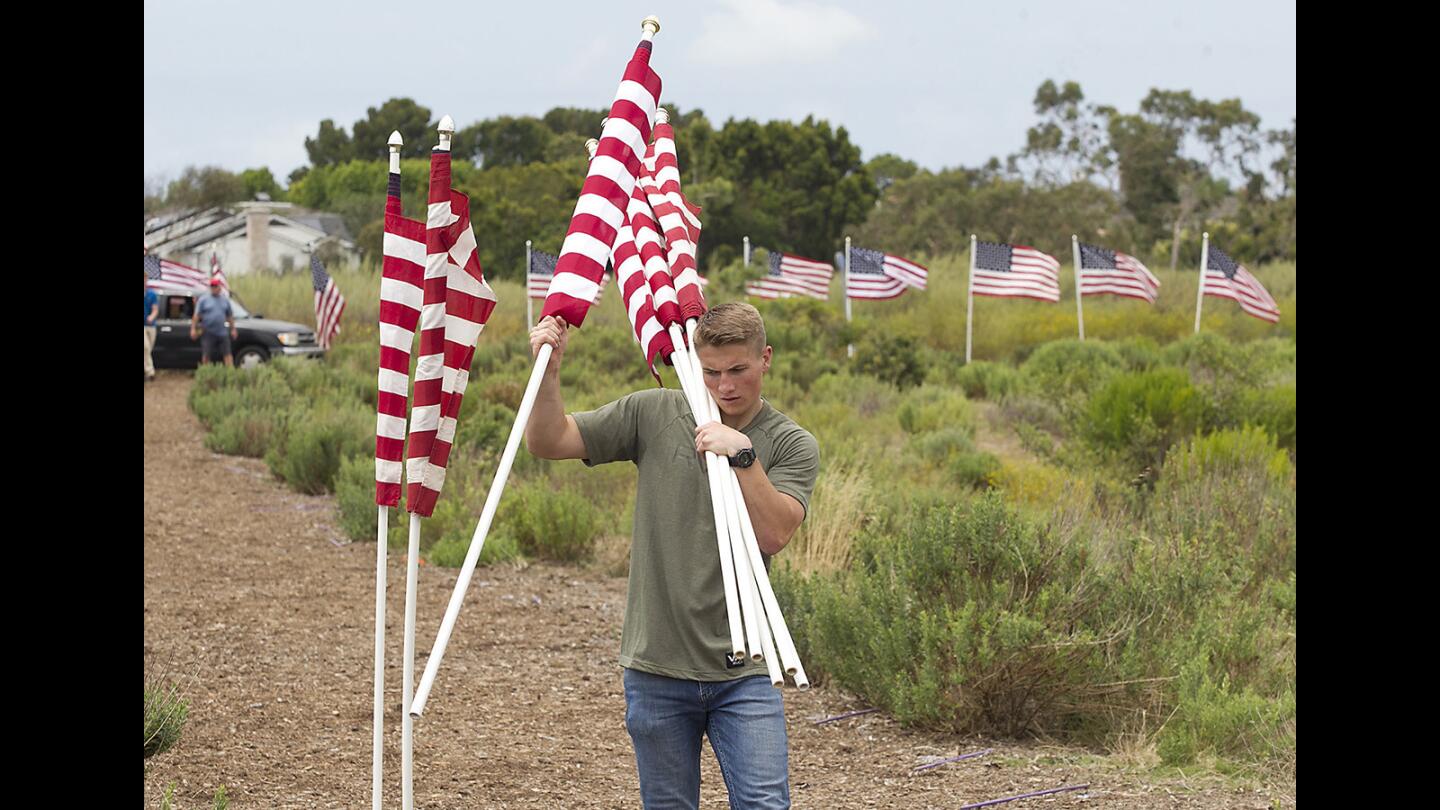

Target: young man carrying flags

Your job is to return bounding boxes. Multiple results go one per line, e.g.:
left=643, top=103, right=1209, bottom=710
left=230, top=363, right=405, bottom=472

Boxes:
left=525, top=302, right=819, bottom=810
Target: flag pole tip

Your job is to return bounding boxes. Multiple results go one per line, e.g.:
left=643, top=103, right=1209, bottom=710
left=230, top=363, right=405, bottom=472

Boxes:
left=438, top=115, right=455, bottom=133
left=1202, top=231, right=1209, bottom=238
left=642, top=15, right=660, bottom=34
left=388, top=131, right=404, bottom=148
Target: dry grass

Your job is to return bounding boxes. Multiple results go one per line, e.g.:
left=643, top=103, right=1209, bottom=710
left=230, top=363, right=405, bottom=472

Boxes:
left=781, top=459, right=872, bottom=576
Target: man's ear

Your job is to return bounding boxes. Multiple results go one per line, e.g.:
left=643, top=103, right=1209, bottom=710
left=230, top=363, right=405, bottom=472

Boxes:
left=762, top=345, right=773, bottom=373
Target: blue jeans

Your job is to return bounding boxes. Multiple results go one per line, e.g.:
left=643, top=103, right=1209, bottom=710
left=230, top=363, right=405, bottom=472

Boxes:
left=623, top=668, right=790, bottom=809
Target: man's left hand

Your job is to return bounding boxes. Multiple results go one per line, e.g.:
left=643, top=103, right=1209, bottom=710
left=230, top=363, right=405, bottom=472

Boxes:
left=230, top=327, right=238, bottom=339
left=694, top=421, right=751, bottom=459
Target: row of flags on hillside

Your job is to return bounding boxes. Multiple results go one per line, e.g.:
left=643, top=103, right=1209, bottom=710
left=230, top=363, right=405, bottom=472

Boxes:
left=740, top=237, right=1277, bottom=324
left=746, top=245, right=931, bottom=301
left=143, top=248, right=346, bottom=349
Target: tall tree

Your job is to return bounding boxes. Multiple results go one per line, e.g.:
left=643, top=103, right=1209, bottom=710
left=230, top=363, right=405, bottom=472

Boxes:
left=351, top=98, right=434, bottom=161
left=1011, top=80, right=1115, bottom=188
left=304, top=120, right=355, bottom=167
left=163, top=166, right=248, bottom=211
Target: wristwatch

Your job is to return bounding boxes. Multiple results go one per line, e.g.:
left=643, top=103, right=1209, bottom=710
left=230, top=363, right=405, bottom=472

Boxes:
left=729, top=447, right=756, bottom=468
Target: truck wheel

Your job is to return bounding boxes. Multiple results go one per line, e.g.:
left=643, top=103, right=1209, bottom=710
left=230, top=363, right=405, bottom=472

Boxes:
left=235, top=345, right=269, bottom=369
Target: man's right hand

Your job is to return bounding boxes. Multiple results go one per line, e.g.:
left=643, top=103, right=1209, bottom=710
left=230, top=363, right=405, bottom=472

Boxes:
left=529, top=316, right=570, bottom=367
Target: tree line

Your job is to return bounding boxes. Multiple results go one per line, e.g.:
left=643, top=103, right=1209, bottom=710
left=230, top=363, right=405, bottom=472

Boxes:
left=144, top=82, right=1295, bottom=280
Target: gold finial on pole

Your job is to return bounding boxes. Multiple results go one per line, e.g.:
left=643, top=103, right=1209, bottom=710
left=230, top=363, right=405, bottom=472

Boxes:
left=641, top=15, right=660, bottom=37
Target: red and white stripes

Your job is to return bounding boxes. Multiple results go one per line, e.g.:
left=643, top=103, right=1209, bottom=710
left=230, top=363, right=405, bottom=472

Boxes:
left=405, top=149, right=456, bottom=514
left=542, top=39, right=662, bottom=328
left=376, top=172, right=426, bottom=506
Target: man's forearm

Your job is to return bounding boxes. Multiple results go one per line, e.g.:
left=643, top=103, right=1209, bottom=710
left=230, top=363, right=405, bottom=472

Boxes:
left=524, top=368, right=569, bottom=457
left=734, top=463, right=803, bottom=556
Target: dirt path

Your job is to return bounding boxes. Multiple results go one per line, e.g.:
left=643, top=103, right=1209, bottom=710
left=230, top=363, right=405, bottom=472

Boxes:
left=144, top=372, right=1290, bottom=809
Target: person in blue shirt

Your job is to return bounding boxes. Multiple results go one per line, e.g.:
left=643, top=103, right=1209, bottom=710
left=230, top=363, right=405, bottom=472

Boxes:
left=190, top=278, right=237, bottom=367
left=144, top=272, right=160, bottom=381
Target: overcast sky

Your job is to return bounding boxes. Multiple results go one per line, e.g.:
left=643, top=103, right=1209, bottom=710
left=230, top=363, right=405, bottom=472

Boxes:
left=143, top=0, right=1295, bottom=187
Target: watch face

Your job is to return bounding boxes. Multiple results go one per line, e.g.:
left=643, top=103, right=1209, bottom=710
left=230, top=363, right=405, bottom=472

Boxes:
left=735, top=448, right=756, bottom=468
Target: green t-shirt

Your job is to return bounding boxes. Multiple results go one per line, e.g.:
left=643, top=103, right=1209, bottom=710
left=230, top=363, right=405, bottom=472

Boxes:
left=573, top=388, right=820, bottom=681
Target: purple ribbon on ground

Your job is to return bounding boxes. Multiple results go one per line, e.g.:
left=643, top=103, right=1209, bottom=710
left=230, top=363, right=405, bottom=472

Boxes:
left=911, top=748, right=993, bottom=773
left=960, top=783, right=1091, bottom=810
left=813, top=708, right=879, bottom=725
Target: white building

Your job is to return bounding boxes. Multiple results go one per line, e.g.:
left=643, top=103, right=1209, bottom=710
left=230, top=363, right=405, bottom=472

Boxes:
left=143, top=200, right=359, bottom=275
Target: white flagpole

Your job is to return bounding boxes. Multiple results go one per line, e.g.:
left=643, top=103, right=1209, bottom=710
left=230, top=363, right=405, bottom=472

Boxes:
left=966, top=235, right=976, bottom=363
left=411, top=17, right=664, bottom=718
left=372, top=508, right=387, bottom=810
left=372, top=131, right=405, bottom=810
left=667, top=323, right=748, bottom=659
left=401, top=512, right=421, bottom=810
left=526, top=240, right=534, bottom=330
left=1194, top=231, right=1209, bottom=334
left=403, top=113, right=454, bottom=810
left=743, top=235, right=750, bottom=267
left=844, top=237, right=853, bottom=359
left=683, top=319, right=809, bottom=688
left=1072, top=235, right=1084, bottom=341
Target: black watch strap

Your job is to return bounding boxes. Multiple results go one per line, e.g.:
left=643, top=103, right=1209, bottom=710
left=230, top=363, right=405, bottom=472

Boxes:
left=729, top=447, right=756, bottom=468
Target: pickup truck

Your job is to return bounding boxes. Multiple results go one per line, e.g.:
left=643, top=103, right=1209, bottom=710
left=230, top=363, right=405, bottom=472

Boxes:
left=149, top=287, right=325, bottom=369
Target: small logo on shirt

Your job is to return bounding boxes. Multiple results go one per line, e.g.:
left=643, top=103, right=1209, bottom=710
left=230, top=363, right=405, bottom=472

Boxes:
left=725, top=653, right=747, bottom=669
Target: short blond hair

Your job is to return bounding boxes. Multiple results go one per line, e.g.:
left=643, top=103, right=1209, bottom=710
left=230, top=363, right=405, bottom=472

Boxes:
left=694, top=302, right=767, bottom=355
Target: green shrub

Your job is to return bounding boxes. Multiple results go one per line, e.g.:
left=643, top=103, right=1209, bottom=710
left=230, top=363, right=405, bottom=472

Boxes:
left=264, top=402, right=370, bottom=494
left=425, top=528, right=521, bottom=568
left=144, top=678, right=190, bottom=759
left=1236, top=384, right=1296, bottom=451
left=781, top=494, right=1109, bottom=736
left=853, top=334, right=927, bottom=390
left=1157, top=656, right=1296, bottom=767
left=1019, top=339, right=1124, bottom=409
left=205, top=408, right=284, bottom=457
left=503, top=478, right=601, bottom=562
left=949, top=361, right=1020, bottom=401
left=1083, top=368, right=1207, bottom=466
left=897, top=385, right=975, bottom=435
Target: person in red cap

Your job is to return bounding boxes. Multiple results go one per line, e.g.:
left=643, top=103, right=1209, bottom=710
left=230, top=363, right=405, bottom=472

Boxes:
left=190, top=278, right=237, bottom=367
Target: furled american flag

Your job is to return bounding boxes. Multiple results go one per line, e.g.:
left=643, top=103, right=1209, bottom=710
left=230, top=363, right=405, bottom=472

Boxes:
left=145, top=253, right=209, bottom=292
left=1077, top=243, right=1159, bottom=303
left=640, top=112, right=706, bottom=322
left=747, top=251, right=833, bottom=300
left=1203, top=243, right=1280, bottom=323
left=845, top=246, right=907, bottom=300
left=529, top=248, right=606, bottom=304
left=541, top=37, right=661, bottom=328
left=410, top=146, right=500, bottom=518
left=971, top=241, right=1061, bottom=302
left=375, top=170, right=426, bottom=507
left=210, top=252, right=230, bottom=295
left=611, top=198, right=673, bottom=381
left=311, top=253, right=346, bottom=350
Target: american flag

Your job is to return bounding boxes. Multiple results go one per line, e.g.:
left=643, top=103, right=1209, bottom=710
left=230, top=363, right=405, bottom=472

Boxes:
left=627, top=183, right=682, bottom=330
left=311, top=253, right=346, bottom=350
left=1077, top=243, right=1159, bottom=303
left=406, top=147, right=454, bottom=513
left=542, top=37, right=661, bottom=328
left=375, top=170, right=426, bottom=507
left=845, top=246, right=907, bottom=300
left=1203, top=243, right=1280, bottom=323
left=210, top=252, right=230, bottom=295
left=639, top=115, right=706, bottom=322
left=611, top=200, right=673, bottom=382
left=145, top=253, right=209, bottom=292
left=746, top=251, right=833, bottom=300
left=410, top=147, right=500, bottom=518
left=971, top=241, right=1061, bottom=302
left=529, top=248, right=606, bottom=304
